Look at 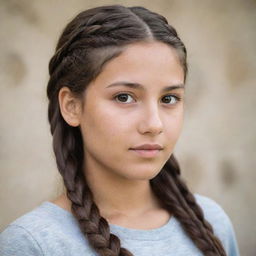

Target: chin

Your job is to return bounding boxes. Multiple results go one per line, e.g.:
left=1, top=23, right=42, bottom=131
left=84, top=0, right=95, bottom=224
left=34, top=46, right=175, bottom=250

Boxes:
left=123, top=166, right=162, bottom=181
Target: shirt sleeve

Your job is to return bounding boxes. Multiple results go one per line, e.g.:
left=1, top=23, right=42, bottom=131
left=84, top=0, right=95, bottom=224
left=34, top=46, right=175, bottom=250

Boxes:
left=222, top=214, right=240, bottom=256
left=194, top=194, right=240, bottom=256
left=0, top=224, right=44, bottom=256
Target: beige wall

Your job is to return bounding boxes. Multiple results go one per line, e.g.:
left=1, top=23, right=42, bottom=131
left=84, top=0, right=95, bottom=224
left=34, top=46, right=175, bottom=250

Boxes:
left=0, top=0, right=255, bottom=255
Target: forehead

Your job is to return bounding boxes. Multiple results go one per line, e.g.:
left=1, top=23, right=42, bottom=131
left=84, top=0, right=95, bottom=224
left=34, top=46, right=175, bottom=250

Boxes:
left=119, top=41, right=181, bottom=64
left=88, top=41, right=184, bottom=90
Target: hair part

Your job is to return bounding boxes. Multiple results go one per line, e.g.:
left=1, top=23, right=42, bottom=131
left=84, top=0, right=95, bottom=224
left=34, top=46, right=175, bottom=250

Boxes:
left=47, top=4, right=226, bottom=256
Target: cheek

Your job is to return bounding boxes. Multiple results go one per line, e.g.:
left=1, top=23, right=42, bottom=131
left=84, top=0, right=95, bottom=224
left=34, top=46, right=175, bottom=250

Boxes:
left=165, top=109, right=184, bottom=142
left=81, top=104, right=130, bottom=144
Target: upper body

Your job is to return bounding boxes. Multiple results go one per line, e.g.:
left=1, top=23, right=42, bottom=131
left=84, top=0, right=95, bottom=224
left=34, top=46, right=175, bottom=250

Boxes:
left=1, top=4, right=240, bottom=256
left=0, top=193, right=240, bottom=256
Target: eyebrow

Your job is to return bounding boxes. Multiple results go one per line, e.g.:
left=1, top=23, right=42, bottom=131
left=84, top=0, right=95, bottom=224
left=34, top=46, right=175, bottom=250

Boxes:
left=106, top=81, right=185, bottom=92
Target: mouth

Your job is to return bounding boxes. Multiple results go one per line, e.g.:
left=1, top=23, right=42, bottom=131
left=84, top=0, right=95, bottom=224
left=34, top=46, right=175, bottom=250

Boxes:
left=129, top=143, right=163, bottom=158
left=129, top=148, right=163, bottom=158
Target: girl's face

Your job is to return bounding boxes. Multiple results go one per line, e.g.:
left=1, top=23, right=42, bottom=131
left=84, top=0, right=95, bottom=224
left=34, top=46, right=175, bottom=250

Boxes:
left=78, top=41, right=185, bottom=181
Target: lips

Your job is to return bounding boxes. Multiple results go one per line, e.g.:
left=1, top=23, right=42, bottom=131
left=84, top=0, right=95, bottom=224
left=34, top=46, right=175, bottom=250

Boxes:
left=129, top=144, right=163, bottom=158
left=130, top=144, right=163, bottom=150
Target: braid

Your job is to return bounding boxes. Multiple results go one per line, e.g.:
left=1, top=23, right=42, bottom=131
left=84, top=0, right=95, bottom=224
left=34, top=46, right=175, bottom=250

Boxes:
left=48, top=99, right=133, bottom=256
left=168, top=157, right=226, bottom=255
left=151, top=155, right=227, bottom=255
left=46, top=4, right=228, bottom=256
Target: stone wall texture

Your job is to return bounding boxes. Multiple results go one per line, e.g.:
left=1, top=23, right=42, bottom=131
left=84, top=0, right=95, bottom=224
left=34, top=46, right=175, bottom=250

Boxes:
left=0, top=0, right=255, bottom=255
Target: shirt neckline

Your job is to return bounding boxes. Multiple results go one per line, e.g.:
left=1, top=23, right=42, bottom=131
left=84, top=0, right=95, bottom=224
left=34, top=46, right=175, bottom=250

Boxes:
left=41, top=201, right=177, bottom=241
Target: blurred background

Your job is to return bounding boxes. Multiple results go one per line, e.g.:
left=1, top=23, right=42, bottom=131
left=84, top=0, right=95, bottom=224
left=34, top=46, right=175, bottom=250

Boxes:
left=0, top=0, right=255, bottom=255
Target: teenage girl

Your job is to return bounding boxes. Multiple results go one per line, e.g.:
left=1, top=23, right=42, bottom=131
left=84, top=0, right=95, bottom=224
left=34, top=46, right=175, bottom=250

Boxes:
left=0, top=5, right=240, bottom=256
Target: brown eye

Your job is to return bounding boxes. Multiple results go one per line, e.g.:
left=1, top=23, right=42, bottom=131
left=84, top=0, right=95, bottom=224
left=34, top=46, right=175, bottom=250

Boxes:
left=162, top=95, right=179, bottom=104
left=115, top=93, right=134, bottom=103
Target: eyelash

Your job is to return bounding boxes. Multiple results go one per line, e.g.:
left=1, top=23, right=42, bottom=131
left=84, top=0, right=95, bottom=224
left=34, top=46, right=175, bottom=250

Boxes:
left=113, top=93, right=181, bottom=105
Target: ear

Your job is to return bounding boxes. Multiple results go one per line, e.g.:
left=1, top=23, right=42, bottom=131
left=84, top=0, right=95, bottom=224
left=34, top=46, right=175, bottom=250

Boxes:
left=58, top=87, right=82, bottom=127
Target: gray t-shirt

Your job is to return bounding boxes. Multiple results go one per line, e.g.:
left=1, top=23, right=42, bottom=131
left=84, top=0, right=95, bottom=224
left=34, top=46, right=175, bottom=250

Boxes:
left=0, top=194, right=240, bottom=256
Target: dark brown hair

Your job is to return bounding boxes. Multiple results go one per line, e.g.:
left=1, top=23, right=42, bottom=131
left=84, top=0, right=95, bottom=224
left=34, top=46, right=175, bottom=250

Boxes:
left=47, top=5, right=226, bottom=256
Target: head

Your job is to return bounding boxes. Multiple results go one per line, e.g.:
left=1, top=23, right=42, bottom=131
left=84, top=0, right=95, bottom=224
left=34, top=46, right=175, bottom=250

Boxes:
left=59, top=40, right=185, bottom=185
left=47, top=5, right=226, bottom=256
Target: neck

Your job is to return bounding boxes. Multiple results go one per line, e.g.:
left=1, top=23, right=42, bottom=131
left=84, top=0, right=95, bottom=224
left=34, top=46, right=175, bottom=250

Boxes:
left=84, top=167, right=161, bottom=219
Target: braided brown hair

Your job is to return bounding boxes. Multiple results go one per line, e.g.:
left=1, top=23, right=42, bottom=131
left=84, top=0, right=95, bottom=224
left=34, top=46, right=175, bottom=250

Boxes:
left=46, top=5, right=227, bottom=256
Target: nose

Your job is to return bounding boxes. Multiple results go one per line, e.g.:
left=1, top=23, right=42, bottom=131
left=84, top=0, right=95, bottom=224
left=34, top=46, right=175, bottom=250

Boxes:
left=137, top=104, right=163, bottom=135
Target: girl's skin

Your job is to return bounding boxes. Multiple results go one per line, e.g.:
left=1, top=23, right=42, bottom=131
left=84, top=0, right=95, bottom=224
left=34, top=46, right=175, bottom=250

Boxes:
left=52, top=41, right=185, bottom=230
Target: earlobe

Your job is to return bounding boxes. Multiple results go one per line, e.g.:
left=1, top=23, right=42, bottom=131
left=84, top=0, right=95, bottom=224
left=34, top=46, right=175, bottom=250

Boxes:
left=58, top=87, right=81, bottom=127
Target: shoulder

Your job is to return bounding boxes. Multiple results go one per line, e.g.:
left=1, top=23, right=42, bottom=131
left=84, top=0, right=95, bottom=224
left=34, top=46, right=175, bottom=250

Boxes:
left=193, top=193, right=234, bottom=235
left=193, top=193, right=233, bottom=233
left=0, top=203, right=51, bottom=256
left=0, top=224, right=44, bottom=256
left=194, top=193, right=240, bottom=256
left=194, top=193, right=229, bottom=223
left=1, top=202, right=74, bottom=237
left=0, top=202, right=92, bottom=256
